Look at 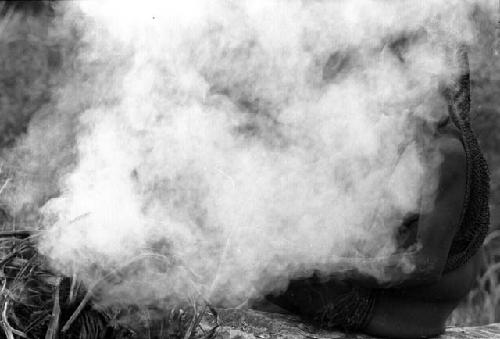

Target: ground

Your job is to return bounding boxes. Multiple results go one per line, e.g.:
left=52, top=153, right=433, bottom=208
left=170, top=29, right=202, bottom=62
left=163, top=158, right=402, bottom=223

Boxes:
left=202, top=308, right=500, bottom=339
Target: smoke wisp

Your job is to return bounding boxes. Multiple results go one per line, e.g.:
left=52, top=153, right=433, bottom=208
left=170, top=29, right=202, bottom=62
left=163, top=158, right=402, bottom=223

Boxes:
left=0, top=0, right=494, bottom=308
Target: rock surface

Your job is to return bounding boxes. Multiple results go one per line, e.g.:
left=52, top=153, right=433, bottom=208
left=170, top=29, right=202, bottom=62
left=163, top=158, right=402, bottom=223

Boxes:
left=200, top=308, right=500, bottom=339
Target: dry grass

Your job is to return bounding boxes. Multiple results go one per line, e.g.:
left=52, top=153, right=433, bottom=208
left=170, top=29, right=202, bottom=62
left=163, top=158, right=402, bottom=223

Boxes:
left=448, top=231, right=500, bottom=326
left=0, top=228, right=220, bottom=339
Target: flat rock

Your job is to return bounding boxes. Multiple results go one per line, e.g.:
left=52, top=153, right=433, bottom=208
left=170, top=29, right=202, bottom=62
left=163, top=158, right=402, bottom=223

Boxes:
left=200, top=309, right=500, bottom=339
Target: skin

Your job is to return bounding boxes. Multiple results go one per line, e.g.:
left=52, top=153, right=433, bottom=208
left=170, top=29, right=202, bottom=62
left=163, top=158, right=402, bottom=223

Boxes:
left=365, top=252, right=480, bottom=338
left=353, top=124, right=468, bottom=289
left=363, top=127, right=473, bottom=338
left=265, top=122, right=478, bottom=338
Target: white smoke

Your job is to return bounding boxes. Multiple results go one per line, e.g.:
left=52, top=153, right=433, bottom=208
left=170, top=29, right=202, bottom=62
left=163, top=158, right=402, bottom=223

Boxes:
left=0, top=0, right=495, bottom=307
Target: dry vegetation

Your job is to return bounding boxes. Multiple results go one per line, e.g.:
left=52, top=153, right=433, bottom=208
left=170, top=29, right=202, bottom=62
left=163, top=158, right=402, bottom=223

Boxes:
left=0, top=229, right=220, bottom=338
left=0, top=1, right=499, bottom=337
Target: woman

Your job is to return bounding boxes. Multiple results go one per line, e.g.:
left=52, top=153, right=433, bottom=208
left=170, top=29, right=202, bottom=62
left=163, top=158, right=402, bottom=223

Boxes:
left=267, top=47, right=490, bottom=338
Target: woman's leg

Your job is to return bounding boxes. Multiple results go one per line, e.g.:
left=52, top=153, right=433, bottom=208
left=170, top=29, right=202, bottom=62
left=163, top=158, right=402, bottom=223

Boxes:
left=386, top=251, right=481, bottom=302
left=365, top=252, right=481, bottom=338
left=365, top=292, right=457, bottom=338
left=264, top=252, right=480, bottom=338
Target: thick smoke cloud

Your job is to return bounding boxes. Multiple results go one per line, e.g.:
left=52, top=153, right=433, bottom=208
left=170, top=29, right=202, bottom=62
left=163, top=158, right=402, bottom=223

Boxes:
left=0, top=0, right=495, bottom=307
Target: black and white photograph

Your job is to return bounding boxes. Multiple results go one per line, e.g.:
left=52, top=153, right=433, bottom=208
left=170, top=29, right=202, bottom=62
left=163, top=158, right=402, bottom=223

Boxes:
left=0, top=1, right=498, bottom=338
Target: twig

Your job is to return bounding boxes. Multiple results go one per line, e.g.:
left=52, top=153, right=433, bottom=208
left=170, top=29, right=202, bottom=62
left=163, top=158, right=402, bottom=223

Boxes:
left=0, top=280, right=13, bottom=339
left=1, top=300, right=27, bottom=339
left=69, top=213, right=90, bottom=225
left=0, top=178, right=10, bottom=196
left=0, top=305, right=13, bottom=339
left=484, top=230, right=500, bottom=247
left=60, top=285, right=92, bottom=333
left=479, top=262, right=500, bottom=288
left=45, top=277, right=62, bottom=339
left=0, top=230, right=33, bottom=239
left=235, top=299, right=249, bottom=310
left=68, top=273, right=78, bottom=305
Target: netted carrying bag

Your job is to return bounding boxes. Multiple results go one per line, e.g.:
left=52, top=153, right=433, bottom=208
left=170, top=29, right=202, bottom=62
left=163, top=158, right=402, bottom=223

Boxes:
left=443, top=47, right=490, bottom=273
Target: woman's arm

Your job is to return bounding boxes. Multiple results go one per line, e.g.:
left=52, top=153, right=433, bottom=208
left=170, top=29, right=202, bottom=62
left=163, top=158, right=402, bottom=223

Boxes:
left=339, top=134, right=467, bottom=288
left=265, top=134, right=469, bottom=320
